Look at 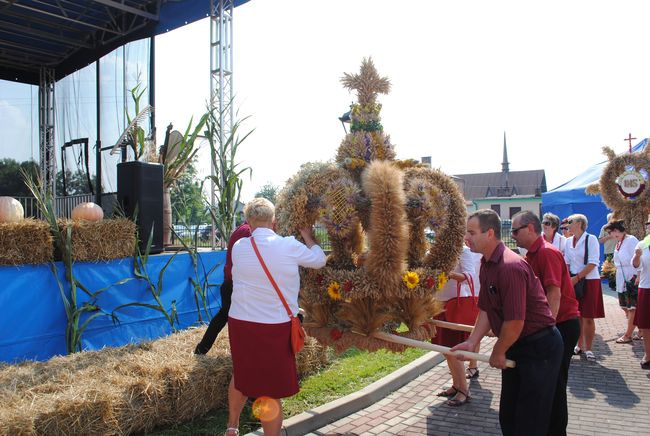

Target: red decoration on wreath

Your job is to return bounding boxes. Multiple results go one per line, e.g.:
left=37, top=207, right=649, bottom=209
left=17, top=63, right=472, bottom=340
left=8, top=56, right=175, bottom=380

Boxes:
left=425, top=276, right=435, bottom=289
left=330, top=328, right=343, bottom=340
left=343, top=280, right=354, bottom=293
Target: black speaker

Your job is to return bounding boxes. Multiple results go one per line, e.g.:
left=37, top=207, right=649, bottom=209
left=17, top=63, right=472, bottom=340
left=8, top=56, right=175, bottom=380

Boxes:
left=117, top=161, right=164, bottom=254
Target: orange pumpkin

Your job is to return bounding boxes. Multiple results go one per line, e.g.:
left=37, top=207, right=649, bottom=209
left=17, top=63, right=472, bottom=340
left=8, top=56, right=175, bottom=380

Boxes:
left=0, top=196, right=24, bottom=223
left=71, top=202, right=104, bottom=221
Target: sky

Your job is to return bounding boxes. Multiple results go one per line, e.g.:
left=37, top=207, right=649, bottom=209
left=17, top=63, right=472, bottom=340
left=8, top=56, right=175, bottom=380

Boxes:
left=3, top=0, right=650, bottom=202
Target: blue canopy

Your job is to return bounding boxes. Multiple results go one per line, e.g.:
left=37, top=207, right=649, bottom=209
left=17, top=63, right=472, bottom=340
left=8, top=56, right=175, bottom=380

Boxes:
left=542, top=138, right=648, bottom=241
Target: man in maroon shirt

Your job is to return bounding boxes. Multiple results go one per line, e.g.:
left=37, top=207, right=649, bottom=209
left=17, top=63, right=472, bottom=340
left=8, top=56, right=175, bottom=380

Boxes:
left=512, top=210, right=581, bottom=436
left=194, top=221, right=252, bottom=355
left=452, top=209, right=563, bottom=436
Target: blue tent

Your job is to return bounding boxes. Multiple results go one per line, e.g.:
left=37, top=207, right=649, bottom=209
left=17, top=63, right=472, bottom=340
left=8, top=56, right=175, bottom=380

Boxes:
left=541, top=138, right=648, bottom=244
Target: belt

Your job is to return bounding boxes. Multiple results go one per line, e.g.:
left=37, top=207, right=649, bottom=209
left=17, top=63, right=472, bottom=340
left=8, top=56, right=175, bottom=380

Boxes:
left=513, top=325, right=554, bottom=348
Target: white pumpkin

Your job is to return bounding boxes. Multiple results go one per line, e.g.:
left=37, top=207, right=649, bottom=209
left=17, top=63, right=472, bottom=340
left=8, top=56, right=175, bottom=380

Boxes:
left=0, top=196, right=24, bottom=223
left=71, top=202, right=104, bottom=221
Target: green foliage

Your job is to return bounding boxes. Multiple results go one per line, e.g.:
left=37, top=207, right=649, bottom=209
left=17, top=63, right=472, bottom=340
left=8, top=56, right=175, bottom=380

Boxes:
left=0, top=158, right=39, bottom=196
left=113, top=228, right=180, bottom=331
left=255, top=182, right=279, bottom=204
left=170, top=161, right=208, bottom=225
left=56, top=169, right=99, bottom=196
left=204, top=97, right=253, bottom=248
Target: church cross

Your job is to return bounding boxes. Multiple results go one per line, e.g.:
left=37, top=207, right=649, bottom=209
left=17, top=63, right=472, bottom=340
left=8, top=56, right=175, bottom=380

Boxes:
left=624, top=133, right=636, bottom=153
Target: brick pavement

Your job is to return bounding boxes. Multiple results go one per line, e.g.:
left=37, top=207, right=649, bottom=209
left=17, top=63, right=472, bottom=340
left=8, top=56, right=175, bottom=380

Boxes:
left=308, top=287, right=650, bottom=435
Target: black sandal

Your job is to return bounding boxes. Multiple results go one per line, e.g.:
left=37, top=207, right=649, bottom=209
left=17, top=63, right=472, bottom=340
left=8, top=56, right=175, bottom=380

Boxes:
left=466, top=367, right=479, bottom=379
left=447, top=388, right=471, bottom=407
left=436, top=386, right=459, bottom=397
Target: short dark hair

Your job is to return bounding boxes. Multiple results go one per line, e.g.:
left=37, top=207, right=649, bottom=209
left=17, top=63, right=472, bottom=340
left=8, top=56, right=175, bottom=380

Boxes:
left=604, top=219, right=626, bottom=233
left=468, top=209, right=501, bottom=239
left=512, top=210, right=542, bottom=235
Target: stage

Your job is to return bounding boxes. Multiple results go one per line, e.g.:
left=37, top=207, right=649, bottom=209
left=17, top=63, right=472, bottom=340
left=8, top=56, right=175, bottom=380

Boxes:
left=0, top=250, right=226, bottom=363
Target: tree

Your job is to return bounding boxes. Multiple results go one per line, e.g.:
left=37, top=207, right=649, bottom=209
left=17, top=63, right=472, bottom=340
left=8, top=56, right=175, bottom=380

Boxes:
left=255, top=182, right=279, bottom=204
left=170, top=161, right=207, bottom=225
left=0, top=158, right=39, bottom=196
left=56, top=170, right=99, bottom=196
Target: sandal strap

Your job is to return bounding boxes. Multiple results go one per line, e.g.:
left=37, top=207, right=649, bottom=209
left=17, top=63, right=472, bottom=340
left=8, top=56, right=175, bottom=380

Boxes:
left=225, top=428, right=239, bottom=436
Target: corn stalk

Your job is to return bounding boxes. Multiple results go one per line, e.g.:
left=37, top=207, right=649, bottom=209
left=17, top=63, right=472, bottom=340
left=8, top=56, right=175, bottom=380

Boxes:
left=22, top=171, right=130, bottom=353
left=204, top=96, right=253, bottom=248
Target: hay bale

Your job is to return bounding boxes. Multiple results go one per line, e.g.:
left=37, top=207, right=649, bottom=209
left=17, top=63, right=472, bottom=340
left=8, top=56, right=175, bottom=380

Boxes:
left=58, top=218, right=136, bottom=262
left=0, top=327, right=328, bottom=435
left=0, top=219, right=52, bottom=265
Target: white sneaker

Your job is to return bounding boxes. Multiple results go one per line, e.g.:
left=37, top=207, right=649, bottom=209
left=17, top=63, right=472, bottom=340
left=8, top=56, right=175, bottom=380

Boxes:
left=585, top=350, right=596, bottom=361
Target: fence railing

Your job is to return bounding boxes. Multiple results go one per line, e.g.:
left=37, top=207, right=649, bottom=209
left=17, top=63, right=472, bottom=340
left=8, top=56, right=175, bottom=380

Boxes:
left=15, top=193, right=118, bottom=219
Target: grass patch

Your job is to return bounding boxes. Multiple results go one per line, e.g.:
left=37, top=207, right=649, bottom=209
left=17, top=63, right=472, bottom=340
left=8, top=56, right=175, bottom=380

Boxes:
left=148, top=347, right=427, bottom=435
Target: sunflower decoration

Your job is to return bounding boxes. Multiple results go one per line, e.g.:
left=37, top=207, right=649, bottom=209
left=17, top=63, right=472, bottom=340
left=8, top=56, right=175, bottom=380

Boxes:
left=276, top=58, right=466, bottom=353
left=403, top=271, right=420, bottom=289
left=327, top=281, right=342, bottom=301
left=437, top=272, right=448, bottom=289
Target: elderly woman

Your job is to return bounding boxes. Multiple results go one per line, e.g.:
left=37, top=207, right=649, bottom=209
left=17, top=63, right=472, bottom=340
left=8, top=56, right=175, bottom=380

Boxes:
left=225, top=198, right=326, bottom=436
left=605, top=220, right=640, bottom=344
left=542, top=212, right=566, bottom=253
left=632, top=217, right=650, bottom=369
left=564, top=213, right=603, bottom=361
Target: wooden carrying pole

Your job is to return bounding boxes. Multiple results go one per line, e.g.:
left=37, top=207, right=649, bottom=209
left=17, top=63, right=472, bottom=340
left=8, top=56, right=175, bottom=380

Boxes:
left=369, top=331, right=516, bottom=368
left=429, top=319, right=474, bottom=333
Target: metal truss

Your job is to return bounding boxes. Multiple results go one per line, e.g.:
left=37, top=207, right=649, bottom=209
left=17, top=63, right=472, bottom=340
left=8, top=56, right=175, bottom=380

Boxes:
left=39, top=67, right=56, bottom=200
left=209, top=0, right=234, bottom=248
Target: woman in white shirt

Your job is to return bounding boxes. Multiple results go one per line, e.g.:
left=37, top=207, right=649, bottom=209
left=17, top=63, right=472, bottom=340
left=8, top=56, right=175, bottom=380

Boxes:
left=226, top=198, right=326, bottom=436
left=564, top=214, right=603, bottom=361
left=433, top=245, right=481, bottom=407
left=542, top=212, right=566, bottom=253
left=632, top=218, right=650, bottom=369
left=605, top=220, right=640, bottom=344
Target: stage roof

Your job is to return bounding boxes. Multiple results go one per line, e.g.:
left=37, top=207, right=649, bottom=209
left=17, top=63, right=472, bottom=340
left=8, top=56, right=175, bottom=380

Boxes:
left=0, top=0, right=250, bottom=85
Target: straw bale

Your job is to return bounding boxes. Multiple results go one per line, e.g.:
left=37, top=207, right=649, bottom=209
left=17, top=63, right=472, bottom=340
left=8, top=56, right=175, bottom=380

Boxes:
left=0, top=219, right=52, bottom=265
left=0, top=326, right=328, bottom=435
left=58, top=218, right=136, bottom=262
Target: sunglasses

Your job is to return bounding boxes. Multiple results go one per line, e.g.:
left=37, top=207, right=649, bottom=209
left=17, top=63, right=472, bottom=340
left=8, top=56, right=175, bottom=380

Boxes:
left=646, top=222, right=650, bottom=225
left=511, top=224, right=528, bottom=235
left=542, top=221, right=554, bottom=226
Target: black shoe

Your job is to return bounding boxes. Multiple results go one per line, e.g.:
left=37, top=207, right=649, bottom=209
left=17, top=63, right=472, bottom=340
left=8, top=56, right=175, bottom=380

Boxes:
left=641, top=360, right=650, bottom=370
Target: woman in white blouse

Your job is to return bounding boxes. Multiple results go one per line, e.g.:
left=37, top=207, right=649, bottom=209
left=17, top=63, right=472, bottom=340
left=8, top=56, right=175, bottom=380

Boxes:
left=564, top=214, right=603, bottom=361
left=632, top=218, right=650, bottom=369
left=226, top=198, right=326, bottom=436
left=605, top=220, right=640, bottom=344
left=433, top=245, right=481, bottom=407
left=542, top=212, right=566, bottom=253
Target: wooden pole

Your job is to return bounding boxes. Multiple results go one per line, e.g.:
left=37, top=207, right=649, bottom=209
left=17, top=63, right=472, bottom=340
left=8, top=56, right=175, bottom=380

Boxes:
left=429, top=319, right=474, bottom=333
left=368, top=331, right=516, bottom=368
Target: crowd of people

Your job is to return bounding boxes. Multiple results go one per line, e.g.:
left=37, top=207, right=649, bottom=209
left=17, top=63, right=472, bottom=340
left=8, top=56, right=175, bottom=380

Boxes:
left=193, top=200, right=649, bottom=436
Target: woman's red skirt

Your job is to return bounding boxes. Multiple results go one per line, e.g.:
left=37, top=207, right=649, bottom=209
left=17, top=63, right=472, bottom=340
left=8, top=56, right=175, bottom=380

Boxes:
left=431, top=310, right=470, bottom=348
left=633, top=288, right=650, bottom=329
left=578, top=279, right=605, bottom=319
left=228, top=317, right=299, bottom=399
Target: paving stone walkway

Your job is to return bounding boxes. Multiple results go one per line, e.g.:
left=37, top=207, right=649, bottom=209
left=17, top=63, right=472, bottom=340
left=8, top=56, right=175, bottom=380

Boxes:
left=308, top=287, right=650, bottom=435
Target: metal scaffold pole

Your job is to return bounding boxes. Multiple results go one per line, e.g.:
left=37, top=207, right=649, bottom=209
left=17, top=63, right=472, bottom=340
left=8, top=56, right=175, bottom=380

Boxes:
left=39, top=67, right=56, bottom=207
left=209, top=0, right=234, bottom=250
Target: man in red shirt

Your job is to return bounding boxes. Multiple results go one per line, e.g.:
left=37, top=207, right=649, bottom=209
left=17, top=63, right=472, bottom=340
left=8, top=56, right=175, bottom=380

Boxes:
left=512, top=211, right=581, bottom=436
left=194, top=221, right=252, bottom=354
left=452, top=209, right=563, bottom=436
